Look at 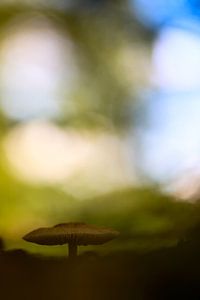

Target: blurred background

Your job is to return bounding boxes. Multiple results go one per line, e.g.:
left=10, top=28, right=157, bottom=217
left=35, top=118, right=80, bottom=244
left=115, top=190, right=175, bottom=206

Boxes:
left=1, top=0, right=200, bottom=255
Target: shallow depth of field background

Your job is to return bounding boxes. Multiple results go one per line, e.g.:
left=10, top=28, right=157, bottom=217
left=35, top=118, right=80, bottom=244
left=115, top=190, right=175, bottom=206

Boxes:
left=0, top=0, right=200, bottom=256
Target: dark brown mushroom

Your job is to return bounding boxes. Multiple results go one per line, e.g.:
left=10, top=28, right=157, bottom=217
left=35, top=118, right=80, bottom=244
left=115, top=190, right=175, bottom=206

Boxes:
left=23, top=222, right=119, bottom=258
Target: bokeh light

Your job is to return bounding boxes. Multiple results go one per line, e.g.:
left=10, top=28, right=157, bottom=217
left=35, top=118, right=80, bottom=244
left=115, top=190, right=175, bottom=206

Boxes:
left=3, top=121, right=92, bottom=184
left=152, top=20, right=200, bottom=90
left=0, top=14, right=76, bottom=121
left=139, top=91, right=200, bottom=199
left=3, top=121, right=136, bottom=197
left=134, top=11, right=200, bottom=202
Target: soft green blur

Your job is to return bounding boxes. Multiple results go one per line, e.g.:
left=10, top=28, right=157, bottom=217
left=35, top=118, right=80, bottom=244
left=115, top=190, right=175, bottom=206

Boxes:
left=0, top=1, right=198, bottom=256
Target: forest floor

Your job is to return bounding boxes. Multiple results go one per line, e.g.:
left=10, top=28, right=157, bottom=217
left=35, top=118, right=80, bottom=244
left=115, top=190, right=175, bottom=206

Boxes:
left=0, top=239, right=200, bottom=300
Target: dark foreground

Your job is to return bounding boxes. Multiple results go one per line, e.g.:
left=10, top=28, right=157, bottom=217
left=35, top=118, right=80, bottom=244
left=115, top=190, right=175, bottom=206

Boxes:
left=1, top=240, right=200, bottom=300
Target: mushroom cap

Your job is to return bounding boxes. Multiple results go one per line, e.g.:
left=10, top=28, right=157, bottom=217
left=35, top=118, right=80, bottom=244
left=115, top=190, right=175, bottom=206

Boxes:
left=23, top=222, right=119, bottom=246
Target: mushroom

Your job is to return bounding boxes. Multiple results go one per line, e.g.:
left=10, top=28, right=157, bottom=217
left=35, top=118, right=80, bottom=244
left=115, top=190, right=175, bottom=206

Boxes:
left=23, top=222, right=119, bottom=258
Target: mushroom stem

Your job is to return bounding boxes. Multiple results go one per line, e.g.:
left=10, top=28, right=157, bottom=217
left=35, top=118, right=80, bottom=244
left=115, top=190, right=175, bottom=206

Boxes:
left=68, top=243, right=78, bottom=258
